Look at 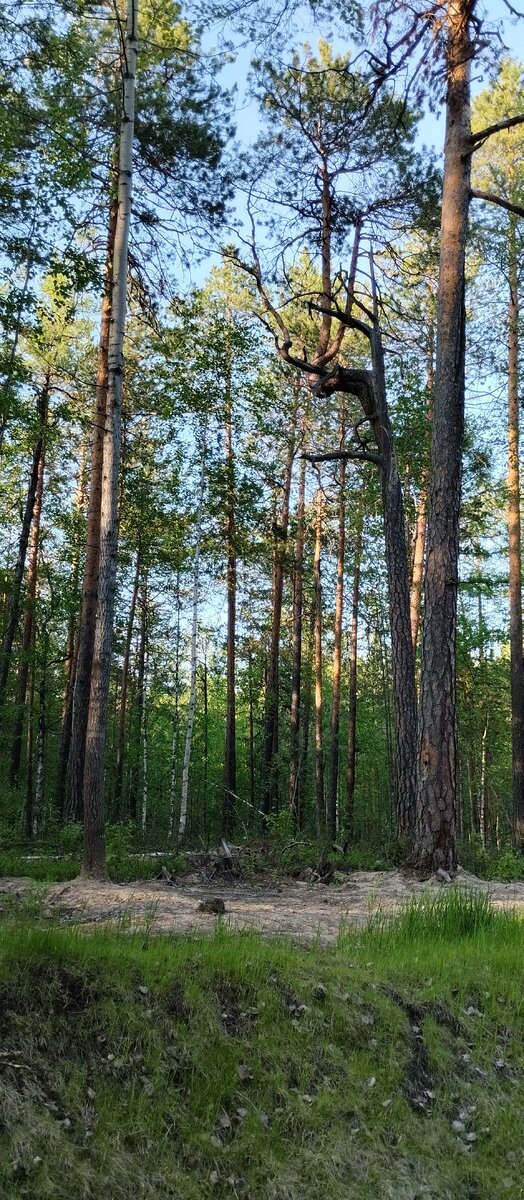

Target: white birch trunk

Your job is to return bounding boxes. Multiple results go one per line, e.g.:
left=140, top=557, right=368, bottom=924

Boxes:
left=82, top=0, right=137, bottom=876
left=179, top=435, right=206, bottom=840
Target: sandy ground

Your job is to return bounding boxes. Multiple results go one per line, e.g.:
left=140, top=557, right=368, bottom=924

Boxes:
left=1, top=866, right=524, bottom=944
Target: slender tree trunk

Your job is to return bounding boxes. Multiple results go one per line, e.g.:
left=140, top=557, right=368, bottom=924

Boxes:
left=410, top=328, right=434, bottom=653
left=179, top=433, right=206, bottom=840
left=507, top=225, right=524, bottom=846
left=327, top=403, right=346, bottom=839
left=0, top=377, right=49, bottom=705
left=68, top=197, right=118, bottom=823
left=82, top=0, right=137, bottom=877
left=262, top=399, right=297, bottom=815
left=415, top=0, right=472, bottom=872
left=248, top=644, right=256, bottom=820
left=33, top=639, right=48, bottom=839
left=114, top=548, right=141, bottom=817
left=313, top=488, right=325, bottom=841
left=300, top=598, right=317, bottom=829
left=23, top=625, right=36, bottom=839
left=289, top=447, right=307, bottom=828
left=168, top=570, right=181, bottom=841
left=345, top=494, right=364, bottom=841
left=140, top=634, right=148, bottom=836
left=10, top=417, right=46, bottom=783
left=55, top=448, right=87, bottom=817
left=223, top=374, right=237, bottom=835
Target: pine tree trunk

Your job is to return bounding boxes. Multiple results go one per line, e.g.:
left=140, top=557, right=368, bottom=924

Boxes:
left=327, top=403, right=346, bottom=839
left=179, top=433, right=206, bottom=840
left=10, top=413, right=46, bottom=783
left=507, top=226, right=524, bottom=846
left=68, top=197, right=118, bottom=823
left=345, top=495, right=364, bottom=841
left=262, top=401, right=297, bottom=815
left=289, top=447, right=307, bottom=828
left=55, top=447, right=87, bottom=818
left=415, top=0, right=472, bottom=873
left=223, top=374, right=237, bottom=835
left=0, top=377, right=49, bottom=705
left=82, top=0, right=137, bottom=877
left=313, top=488, right=325, bottom=841
left=23, top=624, right=36, bottom=839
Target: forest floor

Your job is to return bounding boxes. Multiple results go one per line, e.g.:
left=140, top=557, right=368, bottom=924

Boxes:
left=2, top=864, right=524, bottom=941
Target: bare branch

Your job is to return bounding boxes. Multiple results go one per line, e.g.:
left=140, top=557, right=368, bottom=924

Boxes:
left=471, top=113, right=524, bottom=148
left=304, top=449, right=381, bottom=466
left=470, top=188, right=524, bottom=219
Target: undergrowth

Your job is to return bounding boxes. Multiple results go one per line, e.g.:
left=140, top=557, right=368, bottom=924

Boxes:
left=0, top=893, right=522, bottom=1198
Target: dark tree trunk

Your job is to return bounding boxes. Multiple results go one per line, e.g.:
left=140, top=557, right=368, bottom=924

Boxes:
left=0, top=377, right=49, bottom=706
left=327, top=402, right=346, bottom=839
left=10, top=414, right=46, bottom=783
left=345, top=493, right=364, bottom=841
left=507, top=224, right=524, bottom=846
left=313, top=488, right=325, bottom=840
left=289, top=446, right=307, bottom=828
left=223, top=376, right=237, bottom=835
left=55, top=448, right=87, bottom=818
left=262, top=400, right=297, bottom=815
left=414, top=0, right=472, bottom=873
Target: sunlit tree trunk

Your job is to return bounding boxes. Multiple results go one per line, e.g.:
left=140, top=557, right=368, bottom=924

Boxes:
left=179, top=432, right=206, bottom=841
left=114, top=548, right=141, bottom=818
left=168, top=569, right=181, bottom=841
left=223, top=365, right=237, bottom=835
left=507, top=222, right=524, bottom=846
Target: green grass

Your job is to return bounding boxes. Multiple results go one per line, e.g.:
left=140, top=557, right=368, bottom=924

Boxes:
left=0, top=893, right=523, bottom=1198
left=0, top=848, right=187, bottom=884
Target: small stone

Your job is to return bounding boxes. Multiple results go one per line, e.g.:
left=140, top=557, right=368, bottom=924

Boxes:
left=197, top=898, right=226, bottom=914
left=237, top=1063, right=253, bottom=1082
left=32, top=1157, right=42, bottom=1167
left=465, top=1132, right=477, bottom=1143
left=106, top=1053, right=115, bottom=1062
left=210, top=1171, right=219, bottom=1185
left=361, top=1013, right=375, bottom=1026
left=365, top=1076, right=376, bottom=1089
left=61, top=1118, right=71, bottom=1131
left=138, top=985, right=149, bottom=996
left=259, top=1111, right=269, bottom=1128
left=452, top=1120, right=466, bottom=1133
left=314, top=984, right=327, bottom=1002
left=87, top=1087, right=96, bottom=1101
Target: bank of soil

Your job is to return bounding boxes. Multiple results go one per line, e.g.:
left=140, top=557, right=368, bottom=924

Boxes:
left=1, top=866, right=524, bottom=942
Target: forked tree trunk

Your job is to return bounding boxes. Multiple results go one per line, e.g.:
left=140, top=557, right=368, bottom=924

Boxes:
left=414, top=0, right=472, bottom=872
left=82, top=0, right=137, bottom=877
left=327, top=402, right=346, bottom=839
left=262, top=400, right=297, bottom=815
left=313, top=488, right=325, bottom=840
left=0, top=377, right=49, bottom=706
left=289, top=447, right=307, bottom=828
left=10, top=416, right=46, bottom=783
left=345, top=493, right=364, bottom=841
left=507, top=224, right=524, bottom=846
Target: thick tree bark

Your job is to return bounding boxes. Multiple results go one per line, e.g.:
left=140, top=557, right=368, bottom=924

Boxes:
left=345, top=493, right=364, bottom=841
left=507, top=224, right=524, bottom=846
left=414, top=0, right=472, bottom=872
left=261, top=399, right=297, bottom=815
left=289, top=446, right=307, bottom=828
left=313, top=488, right=325, bottom=840
left=10, top=411, right=46, bottom=783
left=82, top=0, right=137, bottom=877
left=327, top=403, right=346, bottom=839
left=0, top=377, right=49, bottom=706
left=223, top=371, right=237, bottom=835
